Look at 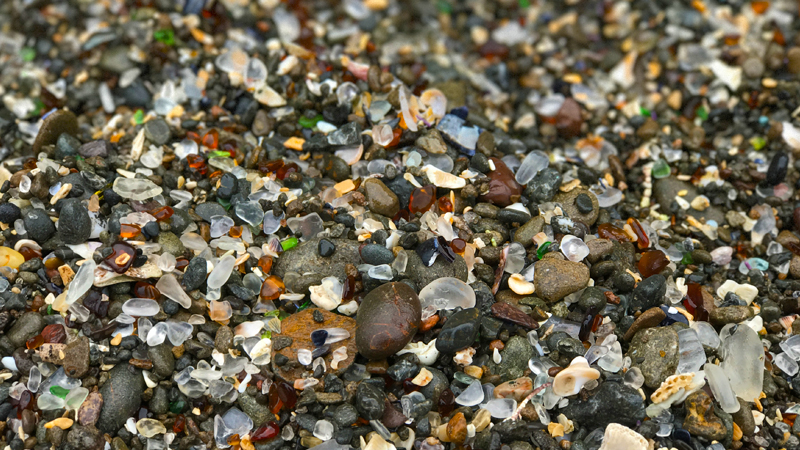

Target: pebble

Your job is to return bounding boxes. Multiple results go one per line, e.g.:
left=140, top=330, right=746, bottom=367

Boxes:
left=436, top=308, right=481, bottom=354
left=363, top=178, right=400, bottom=218
left=22, top=209, right=56, bottom=243
left=57, top=199, right=92, bottom=245
left=360, top=244, right=395, bottom=265
left=683, top=390, right=728, bottom=441
left=144, top=119, right=171, bottom=145
left=532, top=259, right=590, bottom=303
left=97, top=364, right=145, bottom=433
left=356, top=282, right=421, bottom=360
left=627, top=326, right=679, bottom=389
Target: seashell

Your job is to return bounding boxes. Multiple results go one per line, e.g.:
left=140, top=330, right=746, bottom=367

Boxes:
left=453, top=347, right=476, bottom=366
left=551, top=356, right=600, bottom=396
left=597, top=423, right=648, bottom=450
left=650, top=372, right=705, bottom=404
left=508, top=273, right=535, bottom=295
left=422, top=164, right=466, bottom=189
left=396, top=339, right=440, bottom=365
left=646, top=371, right=705, bottom=417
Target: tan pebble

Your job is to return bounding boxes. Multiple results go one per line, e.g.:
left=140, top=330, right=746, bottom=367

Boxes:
left=463, top=365, right=483, bottom=379
left=110, top=333, right=123, bottom=346
left=45, top=418, right=73, bottom=430
left=548, top=422, right=565, bottom=437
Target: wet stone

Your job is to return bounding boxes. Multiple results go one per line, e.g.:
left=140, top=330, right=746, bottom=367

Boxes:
left=436, top=308, right=481, bottom=354
left=356, top=282, right=421, bottom=360
left=144, top=119, right=171, bottom=145
left=363, top=178, right=400, bottom=218
left=33, top=109, right=78, bottom=153
left=487, top=336, right=534, bottom=382
left=273, top=308, right=357, bottom=381
left=182, top=257, right=207, bottom=291
left=78, top=140, right=110, bottom=158
left=553, top=188, right=599, bottom=226
left=57, top=199, right=92, bottom=245
left=630, top=274, right=666, bottom=312
left=561, top=381, right=646, bottom=429
left=23, top=209, right=56, bottom=244
left=360, top=244, right=394, bottom=265
left=683, top=390, right=728, bottom=441
left=627, top=326, right=679, bottom=389
left=355, top=382, right=385, bottom=420
left=533, top=259, right=590, bottom=303
left=97, top=364, right=145, bottom=433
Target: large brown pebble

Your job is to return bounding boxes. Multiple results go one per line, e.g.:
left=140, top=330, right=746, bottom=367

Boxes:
left=356, top=282, right=421, bottom=360
left=32, top=109, right=78, bottom=154
left=272, top=308, right=357, bottom=381
left=78, top=392, right=103, bottom=427
left=363, top=178, right=400, bottom=218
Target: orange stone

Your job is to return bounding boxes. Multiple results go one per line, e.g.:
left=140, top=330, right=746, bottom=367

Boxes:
left=446, top=412, right=467, bottom=443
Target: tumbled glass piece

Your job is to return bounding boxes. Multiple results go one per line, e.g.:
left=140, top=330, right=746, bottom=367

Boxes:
left=704, top=362, right=741, bottom=414
left=147, top=322, right=169, bottom=346
left=560, top=235, right=590, bottom=262
left=137, top=418, right=167, bottom=438
left=515, top=150, right=549, bottom=185
left=234, top=201, right=264, bottom=227
left=677, top=328, right=705, bottom=374
left=504, top=243, right=526, bottom=274
left=775, top=352, right=799, bottom=376
left=122, top=298, right=160, bottom=317
left=297, top=349, right=313, bottom=366
left=263, top=210, right=285, bottom=235
left=113, top=177, right=163, bottom=201
left=638, top=250, right=669, bottom=278
left=208, top=255, right=235, bottom=290
left=652, top=159, right=671, bottom=178
left=37, top=393, right=66, bottom=410
left=209, top=301, right=233, bottom=322
left=623, top=367, right=645, bottom=390
left=168, top=322, right=194, bottom=346
left=66, top=260, right=97, bottom=305
left=368, top=264, right=393, bottom=281
left=418, top=277, right=475, bottom=313
left=484, top=398, right=517, bottom=419
left=156, top=274, right=192, bottom=308
left=65, top=386, right=89, bottom=411
left=104, top=242, right=136, bottom=274
left=313, top=420, right=334, bottom=441
left=210, top=216, right=235, bottom=238
left=27, top=366, right=41, bottom=393
left=455, top=380, right=484, bottom=407
left=690, top=321, right=721, bottom=349
left=287, top=213, right=324, bottom=241
left=719, top=324, right=764, bottom=402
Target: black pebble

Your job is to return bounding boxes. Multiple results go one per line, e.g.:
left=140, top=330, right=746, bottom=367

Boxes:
left=217, top=173, right=238, bottom=200
left=318, top=238, right=336, bottom=257
left=313, top=309, right=325, bottom=323
left=575, top=193, right=594, bottom=214
left=143, top=221, right=159, bottom=238
left=0, top=202, right=21, bottom=224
